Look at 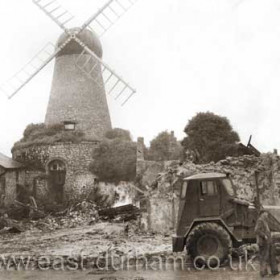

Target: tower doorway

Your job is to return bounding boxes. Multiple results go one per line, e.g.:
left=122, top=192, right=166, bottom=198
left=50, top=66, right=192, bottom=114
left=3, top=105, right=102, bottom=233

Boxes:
left=48, top=160, right=66, bottom=203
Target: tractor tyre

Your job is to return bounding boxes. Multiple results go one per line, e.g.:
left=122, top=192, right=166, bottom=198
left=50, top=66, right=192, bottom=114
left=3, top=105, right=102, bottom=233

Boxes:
left=186, top=222, right=232, bottom=266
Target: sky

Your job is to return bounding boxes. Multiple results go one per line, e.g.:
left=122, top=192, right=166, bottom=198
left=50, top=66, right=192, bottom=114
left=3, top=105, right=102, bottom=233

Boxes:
left=0, top=0, right=280, bottom=156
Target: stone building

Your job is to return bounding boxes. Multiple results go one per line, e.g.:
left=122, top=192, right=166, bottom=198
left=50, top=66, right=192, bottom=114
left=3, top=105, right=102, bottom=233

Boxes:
left=12, top=142, right=98, bottom=204
left=0, top=153, right=25, bottom=206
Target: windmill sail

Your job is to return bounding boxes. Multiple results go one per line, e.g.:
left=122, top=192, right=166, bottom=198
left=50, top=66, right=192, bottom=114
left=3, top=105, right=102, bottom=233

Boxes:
left=33, top=0, right=75, bottom=31
left=0, top=35, right=73, bottom=99
left=0, top=43, right=57, bottom=99
left=1, top=0, right=137, bottom=103
left=75, top=38, right=136, bottom=106
left=81, top=0, right=138, bottom=37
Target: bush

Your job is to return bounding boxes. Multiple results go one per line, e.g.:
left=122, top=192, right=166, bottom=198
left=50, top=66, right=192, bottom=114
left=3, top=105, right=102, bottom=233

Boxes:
left=104, top=128, right=132, bottom=141
left=13, top=123, right=85, bottom=151
left=90, top=128, right=136, bottom=183
left=23, top=123, right=45, bottom=138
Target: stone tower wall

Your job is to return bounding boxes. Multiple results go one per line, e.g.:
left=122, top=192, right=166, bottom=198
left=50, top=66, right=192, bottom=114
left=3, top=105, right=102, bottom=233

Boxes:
left=45, top=54, right=112, bottom=140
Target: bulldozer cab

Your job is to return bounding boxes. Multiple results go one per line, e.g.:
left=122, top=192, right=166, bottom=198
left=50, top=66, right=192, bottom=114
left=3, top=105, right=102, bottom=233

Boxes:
left=178, top=173, right=235, bottom=225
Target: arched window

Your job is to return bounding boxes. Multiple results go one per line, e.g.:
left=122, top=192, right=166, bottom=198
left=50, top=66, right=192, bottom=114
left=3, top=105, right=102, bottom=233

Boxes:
left=49, top=160, right=66, bottom=172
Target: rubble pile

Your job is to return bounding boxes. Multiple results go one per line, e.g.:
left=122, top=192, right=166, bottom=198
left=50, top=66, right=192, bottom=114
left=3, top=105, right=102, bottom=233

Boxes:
left=26, top=201, right=99, bottom=232
left=99, top=204, right=141, bottom=223
left=21, top=202, right=141, bottom=233
left=0, top=214, right=24, bottom=234
left=149, top=154, right=280, bottom=204
left=0, top=180, right=140, bottom=234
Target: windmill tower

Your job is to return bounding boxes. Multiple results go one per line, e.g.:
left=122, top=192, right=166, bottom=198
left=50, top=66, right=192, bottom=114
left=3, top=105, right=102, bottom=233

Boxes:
left=1, top=0, right=137, bottom=139
left=45, top=28, right=112, bottom=139
left=0, top=0, right=138, bottom=203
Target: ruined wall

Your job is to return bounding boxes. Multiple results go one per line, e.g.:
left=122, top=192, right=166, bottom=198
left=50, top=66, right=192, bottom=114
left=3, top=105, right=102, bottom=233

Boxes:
left=23, top=170, right=49, bottom=202
left=137, top=160, right=164, bottom=186
left=5, top=171, right=18, bottom=205
left=136, top=160, right=179, bottom=187
left=2, top=169, right=25, bottom=206
left=73, top=173, right=97, bottom=199
left=145, top=198, right=179, bottom=234
left=12, top=142, right=98, bottom=202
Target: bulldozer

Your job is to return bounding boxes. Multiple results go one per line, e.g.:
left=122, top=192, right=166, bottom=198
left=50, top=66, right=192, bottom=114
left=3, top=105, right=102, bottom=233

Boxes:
left=172, top=172, right=280, bottom=264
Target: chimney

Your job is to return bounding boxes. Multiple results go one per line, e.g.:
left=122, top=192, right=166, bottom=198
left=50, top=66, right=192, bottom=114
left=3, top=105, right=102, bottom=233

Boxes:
left=137, top=137, right=145, bottom=161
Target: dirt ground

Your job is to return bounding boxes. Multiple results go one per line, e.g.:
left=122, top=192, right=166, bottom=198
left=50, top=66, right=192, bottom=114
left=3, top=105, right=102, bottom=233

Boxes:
left=0, top=222, right=268, bottom=280
left=0, top=269, right=263, bottom=280
left=0, top=222, right=172, bottom=257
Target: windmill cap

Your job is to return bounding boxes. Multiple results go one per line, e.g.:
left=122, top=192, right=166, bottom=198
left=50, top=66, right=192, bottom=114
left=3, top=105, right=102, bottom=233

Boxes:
left=56, top=28, right=102, bottom=58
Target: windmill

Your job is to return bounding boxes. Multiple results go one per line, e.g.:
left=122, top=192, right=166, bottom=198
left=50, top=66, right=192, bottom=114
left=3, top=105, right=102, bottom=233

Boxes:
left=0, top=0, right=137, bottom=139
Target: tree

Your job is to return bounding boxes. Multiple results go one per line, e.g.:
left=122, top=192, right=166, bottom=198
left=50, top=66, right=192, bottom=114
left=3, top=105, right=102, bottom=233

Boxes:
left=147, top=131, right=183, bottom=161
left=90, top=128, right=136, bottom=183
left=182, top=112, right=240, bottom=163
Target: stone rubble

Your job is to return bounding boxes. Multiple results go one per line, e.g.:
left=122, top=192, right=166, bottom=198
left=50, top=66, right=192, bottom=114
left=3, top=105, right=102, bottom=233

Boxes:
left=150, top=154, right=280, bottom=205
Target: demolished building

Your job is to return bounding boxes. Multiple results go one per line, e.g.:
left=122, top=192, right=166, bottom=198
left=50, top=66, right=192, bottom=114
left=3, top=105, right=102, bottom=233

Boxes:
left=136, top=137, right=280, bottom=233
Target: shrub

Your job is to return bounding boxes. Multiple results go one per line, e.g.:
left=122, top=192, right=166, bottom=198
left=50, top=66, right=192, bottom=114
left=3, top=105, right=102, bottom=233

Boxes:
left=104, top=128, right=132, bottom=141
left=90, top=128, right=136, bottom=183
left=12, top=123, right=85, bottom=151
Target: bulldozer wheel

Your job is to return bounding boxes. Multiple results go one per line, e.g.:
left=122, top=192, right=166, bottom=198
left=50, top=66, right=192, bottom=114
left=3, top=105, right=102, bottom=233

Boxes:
left=186, top=222, right=232, bottom=266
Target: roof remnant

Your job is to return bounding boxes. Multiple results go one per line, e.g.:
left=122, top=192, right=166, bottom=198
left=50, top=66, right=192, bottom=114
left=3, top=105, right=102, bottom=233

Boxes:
left=0, top=152, right=24, bottom=169
left=184, top=173, right=227, bottom=181
left=236, top=135, right=261, bottom=157
left=246, top=135, right=261, bottom=157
